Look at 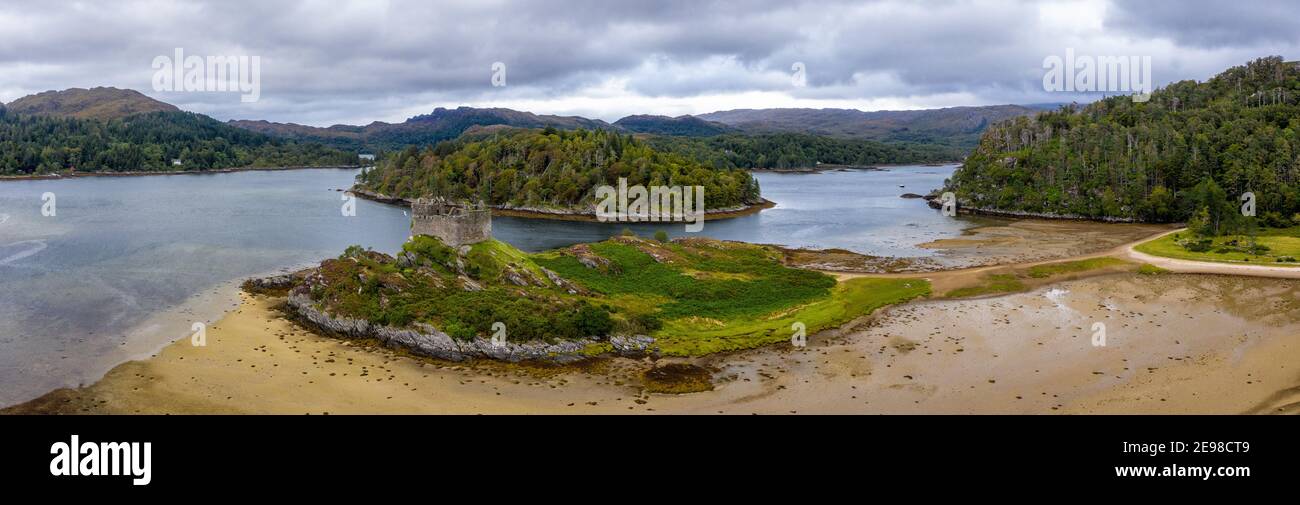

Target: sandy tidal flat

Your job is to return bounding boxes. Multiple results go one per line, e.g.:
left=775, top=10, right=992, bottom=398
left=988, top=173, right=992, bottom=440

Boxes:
left=920, top=219, right=1175, bottom=270
left=10, top=272, right=1300, bottom=415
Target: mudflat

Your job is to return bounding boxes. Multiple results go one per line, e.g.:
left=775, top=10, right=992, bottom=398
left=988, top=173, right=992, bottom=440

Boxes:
left=919, top=219, right=1176, bottom=269
left=10, top=272, right=1298, bottom=414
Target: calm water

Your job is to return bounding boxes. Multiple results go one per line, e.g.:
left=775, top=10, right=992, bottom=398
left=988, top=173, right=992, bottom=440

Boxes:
left=0, top=165, right=965, bottom=406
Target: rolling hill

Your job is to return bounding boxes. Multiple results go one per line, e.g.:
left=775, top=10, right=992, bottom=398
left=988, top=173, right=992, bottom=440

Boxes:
left=697, top=105, right=1046, bottom=148
left=5, top=87, right=179, bottom=120
left=229, top=106, right=615, bottom=151
left=232, top=104, right=1049, bottom=154
left=0, top=88, right=358, bottom=175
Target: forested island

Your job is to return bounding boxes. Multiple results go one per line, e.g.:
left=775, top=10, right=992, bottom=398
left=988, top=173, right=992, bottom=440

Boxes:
left=354, top=127, right=764, bottom=212
left=945, top=57, right=1300, bottom=227
left=645, top=132, right=962, bottom=169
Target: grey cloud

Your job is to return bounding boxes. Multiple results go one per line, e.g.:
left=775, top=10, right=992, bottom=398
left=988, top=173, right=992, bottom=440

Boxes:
left=1106, top=0, right=1300, bottom=48
left=0, top=0, right=1295, bottom=125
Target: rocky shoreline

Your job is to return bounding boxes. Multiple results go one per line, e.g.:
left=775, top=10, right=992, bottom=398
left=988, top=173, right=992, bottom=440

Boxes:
left=924, top=195, right=1139, bottom=223
left=250, top=274, right=658, bottom=363
left=349, top=187, right=776, bottom=222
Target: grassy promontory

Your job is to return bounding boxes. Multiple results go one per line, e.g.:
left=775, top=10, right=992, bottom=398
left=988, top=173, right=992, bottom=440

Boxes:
left=284, top=234, right=929, bottom=359
left=1134, top=227, right=1300, bottom=266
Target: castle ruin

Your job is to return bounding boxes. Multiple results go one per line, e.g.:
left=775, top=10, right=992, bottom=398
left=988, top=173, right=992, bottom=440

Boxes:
left=410, top=197, right=492, bottom=247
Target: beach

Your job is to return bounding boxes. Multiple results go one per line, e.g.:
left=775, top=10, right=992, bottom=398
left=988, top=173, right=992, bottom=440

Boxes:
left=11, top=248, right=1299, bottom=415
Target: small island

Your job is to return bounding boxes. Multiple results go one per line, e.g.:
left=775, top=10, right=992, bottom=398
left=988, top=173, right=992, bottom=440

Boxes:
left=256, top=198, right=930, bottom=362
left=352, top=127, right=769, bottom=220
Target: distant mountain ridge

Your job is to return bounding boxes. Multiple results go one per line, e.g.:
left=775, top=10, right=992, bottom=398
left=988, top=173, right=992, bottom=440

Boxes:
left=232, top=104, right=1046, bottom=151
left=697, top=105, right=1045, bottom=147
left=5, top=87, right=179, bottom=120
left=4, top=87, right=1046, bottom=153
left=229, top=106, right=614, bottom=151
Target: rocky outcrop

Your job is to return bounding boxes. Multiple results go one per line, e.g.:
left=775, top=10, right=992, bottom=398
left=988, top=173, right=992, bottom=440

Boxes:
left=923, top=195, right=1138, bottom=223
left=540, top=267, right=587, bottom=295
left=569, top=243, right=618, bottom=272
left=285, top=290, right=656, bottom=363
left=244, top=274, right=295, bottom=291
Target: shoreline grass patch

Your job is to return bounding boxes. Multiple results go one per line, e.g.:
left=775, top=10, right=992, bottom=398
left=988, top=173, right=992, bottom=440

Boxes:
left=1135, top=229, right=1300, bottom=267
left=1137, top=263, right=1171, bottom=275
left=1025, top=257, right=1127, bottom=278
left=652, top=277, right=930, bottom=355
left=943, top=274, right=1025, bottom=298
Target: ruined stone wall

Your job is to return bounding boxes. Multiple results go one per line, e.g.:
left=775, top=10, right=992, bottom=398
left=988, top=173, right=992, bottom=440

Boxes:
left=411, top=208, right=491, bottom=247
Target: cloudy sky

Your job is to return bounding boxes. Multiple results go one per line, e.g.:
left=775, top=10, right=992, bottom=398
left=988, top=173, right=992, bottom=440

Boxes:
left=2, top=0, right=1297, bottom=126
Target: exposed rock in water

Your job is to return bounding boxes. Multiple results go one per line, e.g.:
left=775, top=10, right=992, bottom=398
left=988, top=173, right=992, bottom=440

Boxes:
left=900, top=193, right=925, bottom=199
left=243, top=274, right=294, bottom=291
left=642, top=363, right=714, bottom=394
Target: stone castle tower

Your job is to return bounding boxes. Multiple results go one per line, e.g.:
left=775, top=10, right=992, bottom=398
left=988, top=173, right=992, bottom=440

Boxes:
left=410, top=197, right=492, bottom=247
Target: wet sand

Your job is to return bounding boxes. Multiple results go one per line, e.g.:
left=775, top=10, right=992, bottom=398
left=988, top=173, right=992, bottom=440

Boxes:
left=782, top=219, right=1175, bottom=273
left=11, top=272, right=1299, bottom=415
left=920, top=219, right=1175, bottom=269
left=11, top=221, right=1300, bottom=415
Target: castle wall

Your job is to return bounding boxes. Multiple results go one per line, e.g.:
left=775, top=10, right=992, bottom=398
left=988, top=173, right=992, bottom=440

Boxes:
left=411, top=209, right=491, bottom=247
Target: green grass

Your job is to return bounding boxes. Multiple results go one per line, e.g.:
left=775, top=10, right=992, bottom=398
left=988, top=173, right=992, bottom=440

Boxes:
left=942, top=257, right=1133, bottom=299
left=1025, top=257, right=1127, bottom=278
left=651, top=277, right=930, bottom=356
left=1135, top=230, right=1300, bottom=266
left=307, top=236, right=933, bottom=357
left=1137, top=263, right=1171, bottom=275
left=944, top=274, right=1025, bottom=298
left=534, top=240, right=835, bottom=321
left=467, top=238, right=554, bottom=285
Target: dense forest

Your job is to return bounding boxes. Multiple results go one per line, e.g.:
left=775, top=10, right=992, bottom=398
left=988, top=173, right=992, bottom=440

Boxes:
left=0, top=108, right=360, bottom=175
left=230, top=106, right=612, bottom=152
left=236, top=108, right=964, bottom=168
left=646, top=132, right=963, bottom=170
left=946, top=57, right=1300, bottom=228
left=613, top=114, right=734, bottom=136
left=355, top=128, right=763, bottom=210
left=698, top=105, right=1042, bottom=149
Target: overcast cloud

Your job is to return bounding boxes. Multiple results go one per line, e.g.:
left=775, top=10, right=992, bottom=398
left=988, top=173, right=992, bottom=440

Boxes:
left=1, top=0, right=1297, bottom=126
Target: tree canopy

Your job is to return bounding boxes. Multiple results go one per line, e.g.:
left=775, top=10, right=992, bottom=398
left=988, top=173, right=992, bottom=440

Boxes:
left=0, top=108, right=359, bottom=174
left=355, top=128, right=763, bottom=210
left=646, top=132, right=963, bottom=170
left=946, top=56, right=1300, bottom=226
